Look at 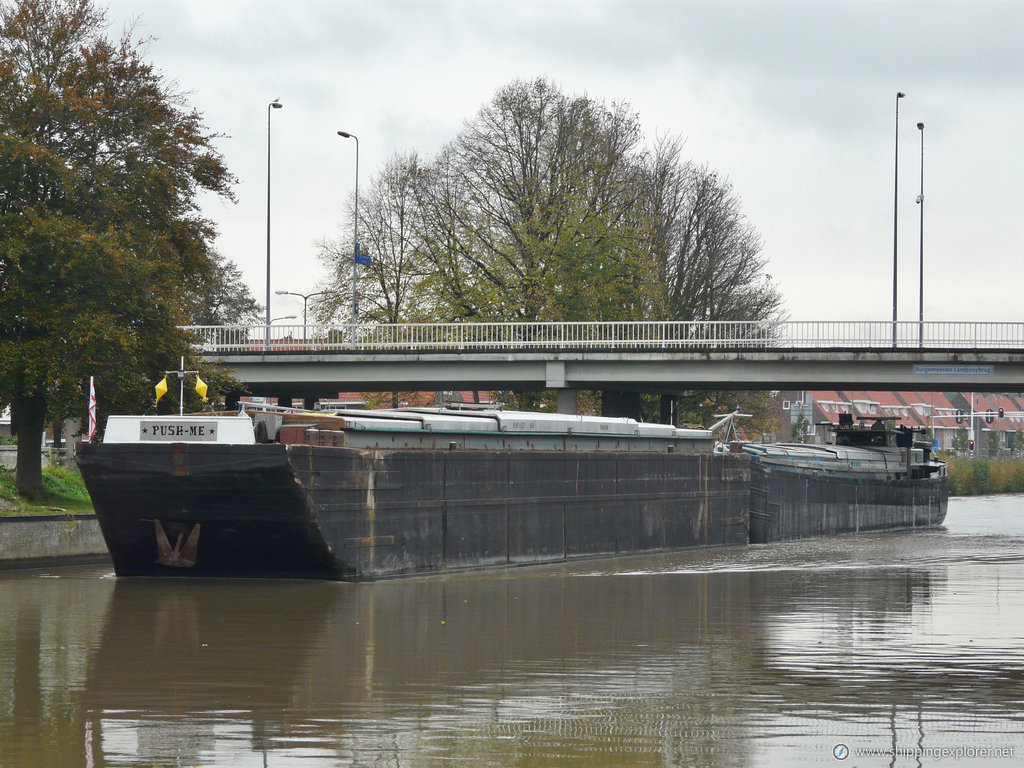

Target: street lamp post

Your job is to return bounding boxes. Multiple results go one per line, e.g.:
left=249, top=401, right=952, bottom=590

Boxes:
left=266, top=98, right=283, bottom=350
left=892, top=91, right=905, bottom=349
left=917, top=121, right=925, bottom=348
left=266, top=314, right=296, bottom=351
left=337, top=130, right=359, bottom=338
left=275, top=290, right=326, bottom=340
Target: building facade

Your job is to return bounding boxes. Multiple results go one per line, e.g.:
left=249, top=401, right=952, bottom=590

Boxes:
left=775, top=390, right=1024, bottom=457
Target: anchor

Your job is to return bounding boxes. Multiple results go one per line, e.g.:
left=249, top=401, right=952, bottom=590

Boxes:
left=154, top=519, right=200, bottom=567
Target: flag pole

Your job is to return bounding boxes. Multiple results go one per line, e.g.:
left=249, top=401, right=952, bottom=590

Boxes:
left=163, top=357, right=200, bottom=415
left=86, top=376, right=97, bottom=442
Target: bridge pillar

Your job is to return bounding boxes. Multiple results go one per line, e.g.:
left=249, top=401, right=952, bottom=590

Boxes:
left=556, top=389, right=578, bottom=415
left=225, top=391, right=241, bottom=411
left=601, top=390, right=641, bottom=420
left=303, top=396, right=317, bottom=411
left=276, top=395, right=293, bottom=408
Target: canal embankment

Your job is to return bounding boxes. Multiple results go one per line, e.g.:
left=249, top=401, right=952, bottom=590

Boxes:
left=1, top=461, right=109, bottom=569
left=0, top=513, right=109, bottom=569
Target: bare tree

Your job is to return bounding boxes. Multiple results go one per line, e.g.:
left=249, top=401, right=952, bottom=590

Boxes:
left=660, top=164, right=783, bottom=323
left=318, top=150, right=432, bottom=324
left=412, top=143, right=499, bottom=320
left=182, top=251, right=261, bottom=326
left=317, top=78, right=782, bottom=334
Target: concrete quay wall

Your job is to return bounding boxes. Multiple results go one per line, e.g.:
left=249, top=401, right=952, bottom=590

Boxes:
left=0, top=445, right=75, bottom=470
left=0, top=515, right=110, bottom=569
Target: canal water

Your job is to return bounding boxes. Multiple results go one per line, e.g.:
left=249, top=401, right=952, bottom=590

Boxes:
left=2, top=495, right=1023, bottom=767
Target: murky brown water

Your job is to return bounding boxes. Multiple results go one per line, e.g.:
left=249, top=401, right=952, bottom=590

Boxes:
left=2, top=496, right=1024, bottom=767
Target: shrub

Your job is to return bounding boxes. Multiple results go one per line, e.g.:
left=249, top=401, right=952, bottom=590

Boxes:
left=945, top=456, right=1024, bottom=496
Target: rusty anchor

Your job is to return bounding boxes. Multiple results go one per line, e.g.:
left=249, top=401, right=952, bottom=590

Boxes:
left=154, top=519, right=200, bottom=567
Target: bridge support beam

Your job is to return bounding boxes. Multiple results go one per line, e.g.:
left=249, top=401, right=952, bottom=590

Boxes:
left=209, top=344, right=1024, bottom=398
left=556, top=389, right=578, bottom=415
left=277, top=395, right=293, bottom=409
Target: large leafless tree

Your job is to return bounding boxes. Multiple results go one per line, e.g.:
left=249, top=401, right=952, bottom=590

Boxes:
left=316, top=78, right=784, bottom=426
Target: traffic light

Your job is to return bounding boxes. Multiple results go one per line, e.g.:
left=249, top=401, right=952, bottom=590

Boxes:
left=999, top=407, right=1005, bottom=418
left=969, top=439, right=975, bottom=451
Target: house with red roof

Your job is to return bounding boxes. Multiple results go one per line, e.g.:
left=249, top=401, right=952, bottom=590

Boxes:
left=776, top=390, right=1023, bottom=456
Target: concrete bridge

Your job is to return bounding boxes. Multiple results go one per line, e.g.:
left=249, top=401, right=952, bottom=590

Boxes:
left=187, top=320, right=1024, bottom=412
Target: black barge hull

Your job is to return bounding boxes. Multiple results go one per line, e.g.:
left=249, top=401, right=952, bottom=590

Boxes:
left=748, top=464, right=948, bottom=544
left=77, top=443, right=751, bottom=581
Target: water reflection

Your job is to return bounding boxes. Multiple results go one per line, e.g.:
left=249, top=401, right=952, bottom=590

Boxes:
left=1, top=496, right=1023, bottom=766
left=83, top=578, right=344, bottom=766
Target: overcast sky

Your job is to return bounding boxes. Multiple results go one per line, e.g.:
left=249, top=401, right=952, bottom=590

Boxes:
left=102, top=0, right=1024, bottom=324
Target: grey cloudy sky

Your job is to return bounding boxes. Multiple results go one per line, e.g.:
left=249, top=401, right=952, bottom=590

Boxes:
left=103, top=0, right=1024, bottom=323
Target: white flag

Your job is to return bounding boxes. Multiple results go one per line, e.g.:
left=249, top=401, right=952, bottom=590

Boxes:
left=87, top=376, right=97, bottom=442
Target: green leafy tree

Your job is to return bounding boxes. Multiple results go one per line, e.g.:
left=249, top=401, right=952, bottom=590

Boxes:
left=182, top=250, right=262, bottom=327
left=0, top=0, right=234, bottom=494
left=444, top=78, right=648, bottom=322
left=669, top=390, right=779, bottom=440
left=950, top=426, right=971, bottom=457
left=790, top=412, right=810, bottom=442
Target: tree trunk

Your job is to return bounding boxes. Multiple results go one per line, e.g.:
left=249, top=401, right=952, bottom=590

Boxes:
left=13, top=393, right=47, bottom=498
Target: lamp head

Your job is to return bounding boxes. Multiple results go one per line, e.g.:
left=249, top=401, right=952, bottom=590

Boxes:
left=917, top=122, right=924, bottom=130
left=270, top=98, right=283, bottom=109
left=338, top=130, right=352, bottom=138
left=275, top=290, right=288, bottom=295
left=897, top=92, right=905, bottom=98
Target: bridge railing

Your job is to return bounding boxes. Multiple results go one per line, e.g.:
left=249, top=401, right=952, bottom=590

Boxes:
left=182, top=320, right=1024, bottom=354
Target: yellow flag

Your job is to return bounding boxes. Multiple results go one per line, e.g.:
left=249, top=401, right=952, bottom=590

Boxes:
left=195, top=375, right=208, bottom=402
left=155, top=376, right=168, bottom=402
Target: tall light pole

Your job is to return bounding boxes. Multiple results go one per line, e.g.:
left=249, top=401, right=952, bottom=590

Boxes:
left=275, top=289, right=326, bottom=340
left=892, top=91, right=905, bottom=349
left=916, top=121, right=925, bottom=348
left=337, top=130, right=359, bottom=333
left=266, top=98, right=283, bottom=350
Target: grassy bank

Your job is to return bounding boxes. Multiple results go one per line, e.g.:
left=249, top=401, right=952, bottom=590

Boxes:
left=945, top=456, right=1024, bottom=496
left=0, top=466, right=94, bottom=516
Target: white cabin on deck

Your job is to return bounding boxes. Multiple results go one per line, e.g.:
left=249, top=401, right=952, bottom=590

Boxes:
left=103, top=414, right=257, bottom=445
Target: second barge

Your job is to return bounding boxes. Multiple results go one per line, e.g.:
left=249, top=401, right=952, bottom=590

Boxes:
left=744, top=414, right=948, bottom=542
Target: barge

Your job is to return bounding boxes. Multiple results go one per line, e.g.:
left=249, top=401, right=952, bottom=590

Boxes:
left=76, top=407, right=750, bottom=580
left=744, top=414, right=948, bottom=543
left=76, top=407, right=948, bottom=581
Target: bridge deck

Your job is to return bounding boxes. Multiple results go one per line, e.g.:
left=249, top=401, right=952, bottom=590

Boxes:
left=182, top=321, right=1024, bottom=397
